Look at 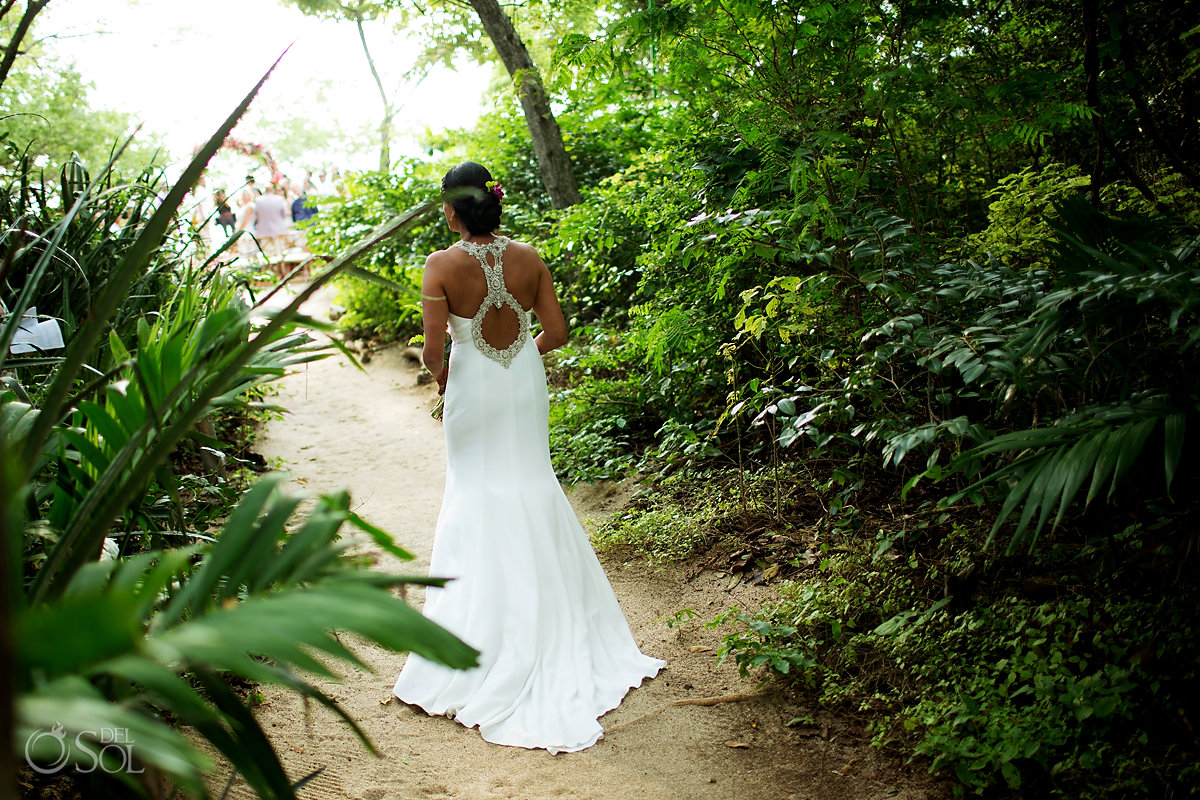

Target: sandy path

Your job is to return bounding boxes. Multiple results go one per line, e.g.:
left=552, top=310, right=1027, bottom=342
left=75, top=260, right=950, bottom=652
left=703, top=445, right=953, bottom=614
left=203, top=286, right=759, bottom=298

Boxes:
left=221, top=289, right=941, bottom=800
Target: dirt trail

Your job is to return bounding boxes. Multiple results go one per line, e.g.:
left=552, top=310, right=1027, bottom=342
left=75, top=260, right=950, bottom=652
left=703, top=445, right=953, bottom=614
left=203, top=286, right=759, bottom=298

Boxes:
left=224, top=288, right=941, bottom=800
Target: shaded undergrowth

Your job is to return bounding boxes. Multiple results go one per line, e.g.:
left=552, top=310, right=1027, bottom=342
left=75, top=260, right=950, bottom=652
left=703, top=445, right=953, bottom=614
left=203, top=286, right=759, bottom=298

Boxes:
left=588, top=466, right=1200, bottom=799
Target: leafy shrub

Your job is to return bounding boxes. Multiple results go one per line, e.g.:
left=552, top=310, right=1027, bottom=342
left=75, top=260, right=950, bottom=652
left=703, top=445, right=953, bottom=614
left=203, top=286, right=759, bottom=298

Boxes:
left=1, top=154, right=181, bottom=357
left=712, top=518, right=1200, bottom=798
left=548, top=409, right=638, bottom=484
left=967, top=164, right=1091, bottom=269
left=546, top=318, right=729, bottom=482
left=589, top=465, right=817, bottom=564
left=591, top=504, right=709, bottom=565
left=543, top=148, right=700, bottom=327
left=302, top=162, right=443, bottom=341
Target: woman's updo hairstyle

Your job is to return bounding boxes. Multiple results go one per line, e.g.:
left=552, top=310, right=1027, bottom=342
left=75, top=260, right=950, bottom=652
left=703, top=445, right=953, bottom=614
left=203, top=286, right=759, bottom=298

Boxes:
left=441, top=161, right=502, bottom=236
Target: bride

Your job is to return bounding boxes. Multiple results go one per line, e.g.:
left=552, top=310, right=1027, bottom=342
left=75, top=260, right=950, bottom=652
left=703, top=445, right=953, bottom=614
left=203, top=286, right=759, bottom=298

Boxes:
left=392, top=161, right=664, bottom=753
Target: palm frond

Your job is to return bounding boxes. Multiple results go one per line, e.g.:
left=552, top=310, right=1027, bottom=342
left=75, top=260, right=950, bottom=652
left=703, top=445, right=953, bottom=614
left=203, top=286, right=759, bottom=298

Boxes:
left=947, top=396, right=1186, bottom=552
left=17, top=479, right=477, bottom=796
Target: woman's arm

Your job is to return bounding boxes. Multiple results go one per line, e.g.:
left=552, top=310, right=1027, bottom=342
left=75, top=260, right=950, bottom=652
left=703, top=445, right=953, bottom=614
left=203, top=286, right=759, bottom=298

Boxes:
left=421, top=252, right=450, bottom=392
left=531, top=255, right=568, bottom=356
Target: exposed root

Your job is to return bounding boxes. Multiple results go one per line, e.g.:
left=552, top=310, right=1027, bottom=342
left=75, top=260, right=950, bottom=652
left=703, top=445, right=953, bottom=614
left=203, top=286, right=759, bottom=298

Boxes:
left=605, top=691, right=767, bottom=734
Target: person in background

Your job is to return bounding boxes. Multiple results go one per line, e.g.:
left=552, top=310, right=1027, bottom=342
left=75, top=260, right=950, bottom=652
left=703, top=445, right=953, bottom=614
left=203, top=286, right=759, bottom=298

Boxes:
left=291, top=188, right=317, bottom=224
left=238, top=173, right=259, bottom=212
left=214, top=189, right=236, bottom=238
left=188, top=173, right=215, bottom=256
left=237, top=183, right=292, bottom=278
left=278, top=174, right=294, bottom=203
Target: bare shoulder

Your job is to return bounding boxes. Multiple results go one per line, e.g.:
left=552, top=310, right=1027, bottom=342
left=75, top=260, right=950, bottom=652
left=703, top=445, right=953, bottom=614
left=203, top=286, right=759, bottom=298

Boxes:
left=504, top=239, right=547, bottom=266
left=425, top=247, right=458, bottom=272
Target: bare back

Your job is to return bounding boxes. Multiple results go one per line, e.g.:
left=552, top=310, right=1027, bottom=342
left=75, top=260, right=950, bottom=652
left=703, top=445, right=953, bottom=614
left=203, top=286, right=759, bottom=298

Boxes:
left=423, top=237, right=566, bottom=361
left=442, top=240, right=541, bottom=317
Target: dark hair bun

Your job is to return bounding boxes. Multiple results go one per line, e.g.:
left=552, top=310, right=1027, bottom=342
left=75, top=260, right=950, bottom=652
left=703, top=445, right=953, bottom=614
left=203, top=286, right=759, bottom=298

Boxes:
left=441, top=161, right=501, bottom=236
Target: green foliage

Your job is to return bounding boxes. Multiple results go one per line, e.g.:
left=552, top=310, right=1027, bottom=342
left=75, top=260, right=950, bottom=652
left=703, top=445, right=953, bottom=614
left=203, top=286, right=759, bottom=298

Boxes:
left=589, top=466, right=808, bottom=564
left=921, top=199, right=1196, bottom=548
left=0, top=9, right=162, bottom=173
left=548, top=406, right=636, bottom=484
left=967, top=164, right=1091, bottom=269
left=706, top=519, right=1200, bottom=798
left=590, top=502, right=708, bottom=565
left=17, top=477, right=476, bottom=796
left=546, top=316, right=727, bottom=482
left=0, top=67, right=161, bottom=174
left=0, top=153, right=180, bottom=352
left=543, top=147, right=696, bottom=327
left=303, top=161, right=443, bottom=340
left=948, top=398, right=1186, bottom=552
left=709, top=608, right=816, bottom=678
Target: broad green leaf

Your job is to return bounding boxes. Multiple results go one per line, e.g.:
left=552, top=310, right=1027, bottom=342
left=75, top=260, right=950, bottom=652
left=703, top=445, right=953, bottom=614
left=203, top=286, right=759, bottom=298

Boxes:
left=1164, top=412, right=1185, bottom=491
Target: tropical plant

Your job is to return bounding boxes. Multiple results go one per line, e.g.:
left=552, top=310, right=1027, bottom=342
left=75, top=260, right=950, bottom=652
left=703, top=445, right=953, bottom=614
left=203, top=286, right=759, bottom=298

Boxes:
left=301, top=160, right=444, bottom=341
left=941, top=200, right=1200, bottom=551
left=16, top=476, right=474, bottom=797
left=3, top=52, right=474, bottom=798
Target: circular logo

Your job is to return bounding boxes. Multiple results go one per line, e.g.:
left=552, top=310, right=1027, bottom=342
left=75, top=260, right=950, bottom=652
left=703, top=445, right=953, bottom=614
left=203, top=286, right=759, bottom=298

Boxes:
left=25, top=722, right=71, bottom=775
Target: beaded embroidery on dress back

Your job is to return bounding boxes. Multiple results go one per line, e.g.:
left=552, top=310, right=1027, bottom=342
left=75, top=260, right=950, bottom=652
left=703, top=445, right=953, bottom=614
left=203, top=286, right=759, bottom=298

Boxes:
left=452, top=236, right=530, bottom=368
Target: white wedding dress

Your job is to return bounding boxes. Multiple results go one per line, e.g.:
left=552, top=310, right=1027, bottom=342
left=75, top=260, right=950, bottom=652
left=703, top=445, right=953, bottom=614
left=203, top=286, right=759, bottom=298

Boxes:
left=392, top=236, right=664, bottom=753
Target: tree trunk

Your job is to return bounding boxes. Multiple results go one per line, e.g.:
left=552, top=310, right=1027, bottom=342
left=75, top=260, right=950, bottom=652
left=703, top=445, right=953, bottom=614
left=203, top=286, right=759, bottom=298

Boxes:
left=379, top=112, right=392, bottom=173
left=467, top=0, right=581, bottom=209
left=355, top=17, right=393, bottom=172
left=1118, top=14, right=1199, bottom=191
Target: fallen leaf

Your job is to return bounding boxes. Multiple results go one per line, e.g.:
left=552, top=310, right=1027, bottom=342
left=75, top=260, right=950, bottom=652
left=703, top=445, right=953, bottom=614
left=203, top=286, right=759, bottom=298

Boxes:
left=724, top=741, right=751, bottom=749
left=688, top=645, right=713, bottom=653
left=379, top=696, right=393, bottom=705
left=762, top=563, right=781, bottom=580
left=725, top=573, right=742, bottom=591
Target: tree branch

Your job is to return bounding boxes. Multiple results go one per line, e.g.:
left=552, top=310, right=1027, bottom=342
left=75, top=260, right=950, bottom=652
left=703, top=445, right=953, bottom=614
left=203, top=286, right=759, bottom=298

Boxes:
left=1118, top=14, right=1199, bottom=191
left=0, top=0, right=50, bottom=92
left=1082, top=0, right=1164, bottom=211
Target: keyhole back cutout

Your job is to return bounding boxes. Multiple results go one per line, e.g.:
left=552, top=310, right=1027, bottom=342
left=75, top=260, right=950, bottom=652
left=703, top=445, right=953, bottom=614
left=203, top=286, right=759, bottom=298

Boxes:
left=480, top=302, right=521, bottom=351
